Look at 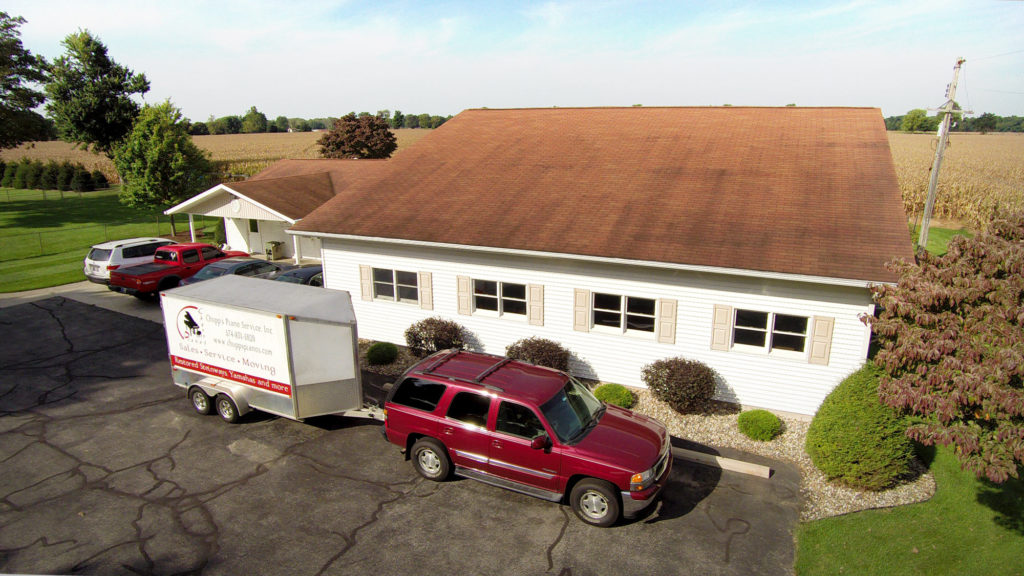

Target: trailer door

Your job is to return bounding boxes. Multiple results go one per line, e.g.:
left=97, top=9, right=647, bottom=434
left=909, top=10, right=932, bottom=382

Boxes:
left=288, top=317, right=362, bottom=419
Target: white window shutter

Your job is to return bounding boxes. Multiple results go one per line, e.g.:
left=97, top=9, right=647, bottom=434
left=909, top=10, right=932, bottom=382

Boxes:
left=808, top=316, right=835, bottom=365
left=710, top=304, right=732, bottom=351
left=457, top=275, right=472, bottom=315
left=657, top=299, right=677, bottom=344
left=359, top=265, right=373, bottom=301
left=528, top=284, right=544, bottom=326
left=573, top=289, right=591, bottom=332
left=418, top=271, right=433, bottom=310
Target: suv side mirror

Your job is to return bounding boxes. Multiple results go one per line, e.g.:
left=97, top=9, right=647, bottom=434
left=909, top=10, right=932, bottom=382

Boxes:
left=530, top=434, right=550, bottom=450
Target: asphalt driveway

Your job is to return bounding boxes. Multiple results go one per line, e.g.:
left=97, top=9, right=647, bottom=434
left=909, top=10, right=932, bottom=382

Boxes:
left=0, top=295, right=800, bottom=575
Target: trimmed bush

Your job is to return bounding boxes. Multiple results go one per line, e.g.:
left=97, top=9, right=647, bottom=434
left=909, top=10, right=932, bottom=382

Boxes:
left=805, top=363, right=913, bottom=491
left=641, top=357, right=716, bottom=414
left=594, top=383, right=634, bottom=409
left=56, top=162, right=74, bottom=191
left=40, top=161, right=59, bottom=190
left=737, top=409, right=782, bottom=441
left=505, top=337, right=571, bottom=372
left=70, top=167, right=95, bottom=192
left=26, top=160, right=44, bottom=189
left=366, top=341, right=399, bottom=365
left=1, top=163, right=16, bottom=188
left=404, top=316, right=466, bottom=356
left=91, top=169, right=109, bottom=189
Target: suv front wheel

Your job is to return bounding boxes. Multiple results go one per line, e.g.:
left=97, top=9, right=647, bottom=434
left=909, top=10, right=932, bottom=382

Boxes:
left=570, top=479, right=621, bottom=527
left=411, top=438, right=451, bottom=481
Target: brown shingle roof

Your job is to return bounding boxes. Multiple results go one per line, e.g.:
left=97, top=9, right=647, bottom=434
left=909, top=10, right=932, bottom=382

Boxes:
left=227, top=159, right=389, bottom=220
left=292, top=107, right=913, bottom=283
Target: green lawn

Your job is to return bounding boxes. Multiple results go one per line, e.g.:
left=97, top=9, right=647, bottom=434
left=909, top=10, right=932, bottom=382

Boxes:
left=0, top=187, right=217, bottom=292
left=909, top=224, right=974, bottom=256
left=796, top=446, right=1024, bottom=575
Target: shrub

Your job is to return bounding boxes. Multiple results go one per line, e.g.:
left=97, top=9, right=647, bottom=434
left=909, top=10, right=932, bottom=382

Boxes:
left=1, top=163, right=16, bottom=188
left=26, top=160, right=44, bottom=189
left=70, top=168, right=94, bottom=192
left=737, top=409, right=782, bottom=441
left=40, top=161, right=59, bottom=190
left=12, top=159, right=31, bottom=189
left=594, top=383, right=634, bottom=409
left=91, top=169, right=109, bottom=189
left=505, top=337, right=571, bottom=372
left=56, top=162, right=74, bottom=191
left=404, top=316, right=466, bottom=356
left=805, top=363, right=913, bottom=491
left=641, top=357, right=716, bottom=413
left=366, top=341, right=399, bottom=366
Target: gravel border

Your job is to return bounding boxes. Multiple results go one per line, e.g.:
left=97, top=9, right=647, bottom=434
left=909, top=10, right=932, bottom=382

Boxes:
left=632, top=389, right=936, bottom=521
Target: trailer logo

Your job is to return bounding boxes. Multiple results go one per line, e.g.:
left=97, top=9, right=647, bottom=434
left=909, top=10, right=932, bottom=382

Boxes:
left=176, top=306, right=204, bottom=340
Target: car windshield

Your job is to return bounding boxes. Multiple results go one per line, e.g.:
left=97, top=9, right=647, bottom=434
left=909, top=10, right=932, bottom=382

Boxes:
left=539, top=376, right=605, bottom=444
left=192, top=265, right=228, bottom=280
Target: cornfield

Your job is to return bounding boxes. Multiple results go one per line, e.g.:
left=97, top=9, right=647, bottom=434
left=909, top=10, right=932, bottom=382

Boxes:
left=3, top=129, right=1020, bottom=231
left=888, top=132, right=1024, bottom=231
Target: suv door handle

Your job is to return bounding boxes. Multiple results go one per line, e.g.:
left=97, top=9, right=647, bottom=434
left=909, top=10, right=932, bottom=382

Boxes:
left=491, top=440, right=502, bottom=448
left=443, top=427, right=454, bottom=435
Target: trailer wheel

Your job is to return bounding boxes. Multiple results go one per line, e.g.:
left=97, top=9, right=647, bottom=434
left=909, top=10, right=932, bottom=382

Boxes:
left=411, top=438, right=450, bottom=481
left=189, top=388, right=213, bottom=415
left=215, top=394, right=239, bottom=423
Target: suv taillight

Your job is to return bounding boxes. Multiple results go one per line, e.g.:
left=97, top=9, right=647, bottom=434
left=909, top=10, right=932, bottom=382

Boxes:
left=107, top=264, right=120, bottom=270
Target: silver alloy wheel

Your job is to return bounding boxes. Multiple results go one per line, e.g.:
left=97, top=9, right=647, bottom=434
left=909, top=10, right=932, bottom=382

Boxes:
left=217, top=397, right=235, bottom=419
left=191, top=390, right=209, bottom=412
left=418, top=448, right=442, bottom=476
left=579, top=490, right=610, bottom=520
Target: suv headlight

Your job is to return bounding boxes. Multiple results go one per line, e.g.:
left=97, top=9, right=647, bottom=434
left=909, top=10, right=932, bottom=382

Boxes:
left=630, top=468, right=655, bottom=492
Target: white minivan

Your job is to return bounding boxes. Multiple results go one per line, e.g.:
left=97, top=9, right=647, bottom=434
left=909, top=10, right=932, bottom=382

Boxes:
left=83, top=237, right=177, bottom=284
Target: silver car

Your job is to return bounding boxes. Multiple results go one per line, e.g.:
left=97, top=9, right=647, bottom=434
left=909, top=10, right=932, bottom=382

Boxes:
left=83, top=237, right=177, bottom=284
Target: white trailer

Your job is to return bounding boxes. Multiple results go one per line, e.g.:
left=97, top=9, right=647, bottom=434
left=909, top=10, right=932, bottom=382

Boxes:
left=161, top=275, right=383, bottom=423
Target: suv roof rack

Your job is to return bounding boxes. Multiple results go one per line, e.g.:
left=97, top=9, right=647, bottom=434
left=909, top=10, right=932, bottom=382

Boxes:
left=417, top=349, right=508, bottom=393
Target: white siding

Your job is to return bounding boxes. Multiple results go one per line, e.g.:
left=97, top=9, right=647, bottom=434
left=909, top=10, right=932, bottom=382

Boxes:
left=224, top=218, right=248, bottom=252
left=322, top=238, right=875, bottom=415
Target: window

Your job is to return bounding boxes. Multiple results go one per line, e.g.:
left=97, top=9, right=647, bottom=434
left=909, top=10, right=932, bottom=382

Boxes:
left=592, top=292, right=656, bottom=334
left=473, top=279, right=527, bottom=316
left=372, top=268, right=419, bottom=303
left=182, top=249, right=200, bottom=264
left=496, top=402, right=546, bottom=439
left=732, top=309, right=808, bottom=354
left=248, top=219, right=259, bottom=233
left=201, top=246, right=222, bottom=260
left=446, top=392, right=490, bottom=427
left=390, top=378, right=446, bottom=412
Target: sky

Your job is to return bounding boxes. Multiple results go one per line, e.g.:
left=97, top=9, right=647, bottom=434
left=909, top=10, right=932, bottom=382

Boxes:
left=7, top=0, right=1024, bottom=122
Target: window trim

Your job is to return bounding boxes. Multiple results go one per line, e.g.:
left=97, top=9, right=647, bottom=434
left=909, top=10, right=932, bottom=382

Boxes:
left=371, top=267, right=420, bottom=304
left=590, top=292, right=657, bottom=336
left=472, top=278, right=528, bottom=319
left=730, top=308, right=810, bottom=359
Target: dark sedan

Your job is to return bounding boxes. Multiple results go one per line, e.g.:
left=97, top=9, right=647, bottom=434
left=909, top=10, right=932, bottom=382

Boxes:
left=273, top=264, right=323, bottom=287
left=179, top=257, right=289, bottom=286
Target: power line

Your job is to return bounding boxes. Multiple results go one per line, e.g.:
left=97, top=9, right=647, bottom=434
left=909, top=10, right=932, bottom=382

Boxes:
left=971, top=48, right=1024, bottom=61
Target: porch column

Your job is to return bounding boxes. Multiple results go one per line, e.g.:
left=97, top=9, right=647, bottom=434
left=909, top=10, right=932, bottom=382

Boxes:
left=188, top=214, right=196, bottom=242
left=293, top=235, right=302, bottom=265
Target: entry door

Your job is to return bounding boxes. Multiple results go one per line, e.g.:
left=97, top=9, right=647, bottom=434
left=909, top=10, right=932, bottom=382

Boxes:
left=247, top=219, right=261, bottom=255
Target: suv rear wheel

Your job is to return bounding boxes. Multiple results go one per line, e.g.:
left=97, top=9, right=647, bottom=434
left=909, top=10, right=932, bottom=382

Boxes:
left=570, top=479, right=620, bottom=527
left=411, top=438, right=451, bottom=481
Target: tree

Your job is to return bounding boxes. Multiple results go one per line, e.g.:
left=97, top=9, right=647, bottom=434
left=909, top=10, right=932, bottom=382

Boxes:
left=318, top=112, right=397, bottom=159
left=0, top=12, right=49, bottom=149
left=404, top=113, right=419, bottom=129
left=417, top=113, right=431, bottom=129
left=114, top=101, right=211, bottom=234
left=273, top=115, right=289, bottom=132
left=44, top=29, right=149, bottom=157
left=975, top=113, right=998, bottom=134
left=241, top=106, right=267, bottom=133
left=866, top=212, right=1024, bottom=483
left=189, top=121, right=209, bottom=136
left=391, top=110, right=404, bottom=129
left=209, top=115, right=241, bottom=134
left=900, top=109, right=933, bottom=132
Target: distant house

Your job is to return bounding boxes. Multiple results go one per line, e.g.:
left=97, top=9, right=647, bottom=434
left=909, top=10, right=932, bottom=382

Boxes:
left=173, top=106, right=914, bottom=415
left=165, top=159, right=388, bottom=261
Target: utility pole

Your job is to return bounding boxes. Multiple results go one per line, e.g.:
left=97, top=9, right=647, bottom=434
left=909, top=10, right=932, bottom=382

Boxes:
left=918, top=57, right=971, bottom=250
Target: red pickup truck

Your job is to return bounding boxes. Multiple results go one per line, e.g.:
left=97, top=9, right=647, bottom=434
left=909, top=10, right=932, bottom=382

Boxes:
left=109, top=243, right=248, bottom=298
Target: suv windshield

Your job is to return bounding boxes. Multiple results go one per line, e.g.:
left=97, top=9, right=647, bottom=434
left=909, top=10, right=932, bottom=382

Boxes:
left=539, top=376, right=605, bottom=444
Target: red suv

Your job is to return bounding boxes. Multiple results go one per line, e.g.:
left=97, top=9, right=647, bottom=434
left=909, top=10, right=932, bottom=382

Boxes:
left=384, top=349, right=672, bottom=526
